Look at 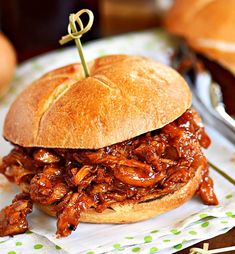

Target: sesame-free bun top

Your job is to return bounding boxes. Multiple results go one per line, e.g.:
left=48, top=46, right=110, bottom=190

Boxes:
left=164, top=0, right=235, bottom=75
left=4, top=55, right=191, bottom=149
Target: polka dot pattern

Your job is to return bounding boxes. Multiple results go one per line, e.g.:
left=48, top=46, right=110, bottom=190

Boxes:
left=55, top=245, right=62, bottom=250
left=226, top=212, right=234, bottom=217
left=34, top=244, right=43, bottom=250
left=113, top=243, right=124, bottom=251
left=1, top=203, right=234, bottom=254
left=144, top=236, right=152, bottom=243
left=199, top=213, right=208, bottom=219
left=173, top=244, right=182, bottom=250
left=171, top=229, right=181, bottom=235
left=150, top=230, right=159, bottom=234
left=226, top=194, right=233, bottom=199
left=132, top=247, right=141, bottom=252
left=149, top=247, right=158, bottom=253
left=163, top=239, right=171, bottom=243
left=189, top=231, right=197, bottom=235
left=201, top=222, right=209, bottom=228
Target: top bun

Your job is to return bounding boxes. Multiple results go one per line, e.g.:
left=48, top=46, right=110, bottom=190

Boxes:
left=4, top=55, right=191, bottom=149
left=164, top=0, right=235, bottom=75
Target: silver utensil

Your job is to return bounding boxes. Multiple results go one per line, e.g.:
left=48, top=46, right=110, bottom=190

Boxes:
left=173, top=41, right=235, bottom=143
left=210, top=82, right=235, bottom=131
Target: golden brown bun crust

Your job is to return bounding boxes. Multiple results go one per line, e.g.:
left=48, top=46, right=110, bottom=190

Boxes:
left=164, top=0, right=235, bottom=74
left=165, top=0, right=235, bottom=42
left=4, top=55, right=191, bottom=149
left=0, top=33, right=16, bottom=97
left=164, top=0, right=214, bottom=37
left=36, top=164, right=203, bottom=223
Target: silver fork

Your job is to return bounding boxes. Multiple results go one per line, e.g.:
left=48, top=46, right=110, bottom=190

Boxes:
left=210, top=82, right=235, bottom=132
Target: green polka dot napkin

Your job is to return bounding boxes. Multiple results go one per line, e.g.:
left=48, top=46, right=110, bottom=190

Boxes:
left=0, top=231, right=66, bottom=254
left=0, top=30, right=234, bottom=254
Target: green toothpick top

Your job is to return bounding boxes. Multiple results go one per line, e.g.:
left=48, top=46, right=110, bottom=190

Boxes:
left=59, top=9, right=94, bottom=77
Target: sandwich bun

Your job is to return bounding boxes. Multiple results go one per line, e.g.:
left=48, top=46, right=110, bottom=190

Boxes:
left=164, top=0, right=235, bottom=75
left=4, top=54, right=208, bottom=225
left=0, top=32, right=16, bottom=97
left=4, top=54, right=191, bottom=149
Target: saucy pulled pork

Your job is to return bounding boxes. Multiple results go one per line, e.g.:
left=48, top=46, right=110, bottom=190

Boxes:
left=0, top=193, right=32, bottom=236
left=0, top=109, right=218, bottom=237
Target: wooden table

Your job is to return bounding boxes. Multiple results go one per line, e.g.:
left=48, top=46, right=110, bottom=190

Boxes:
left=177, top=228, right=235, bottom=253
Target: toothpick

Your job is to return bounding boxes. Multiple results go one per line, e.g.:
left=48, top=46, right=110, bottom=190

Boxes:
left=59, top=9, right=94, bottom=77
left=189, top=242, right=235, bottom=254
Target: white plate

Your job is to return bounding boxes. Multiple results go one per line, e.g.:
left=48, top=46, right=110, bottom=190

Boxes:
left=0, top=29, right=234, bottom=254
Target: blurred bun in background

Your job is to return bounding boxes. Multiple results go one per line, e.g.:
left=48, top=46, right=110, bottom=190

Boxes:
left=164, top=0, right=235, bottom=75
left=0, top=32, right=16, bottom=97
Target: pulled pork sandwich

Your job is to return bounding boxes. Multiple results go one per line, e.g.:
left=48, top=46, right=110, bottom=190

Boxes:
left=164, top=0, right=235, bottom=115
left=0, top=55, right=218, bottom=237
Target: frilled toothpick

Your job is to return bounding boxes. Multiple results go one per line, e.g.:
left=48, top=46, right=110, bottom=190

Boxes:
left=59, top=9, right=94, bottom=77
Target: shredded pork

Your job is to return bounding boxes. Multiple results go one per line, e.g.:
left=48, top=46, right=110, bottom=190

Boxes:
left=0, top=109, right=218, bottom=237
left=0, top=193, right=32, bottom=236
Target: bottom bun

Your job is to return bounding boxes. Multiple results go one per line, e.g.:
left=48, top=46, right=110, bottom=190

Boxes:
left=36, top=165, right=203, bottom=224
